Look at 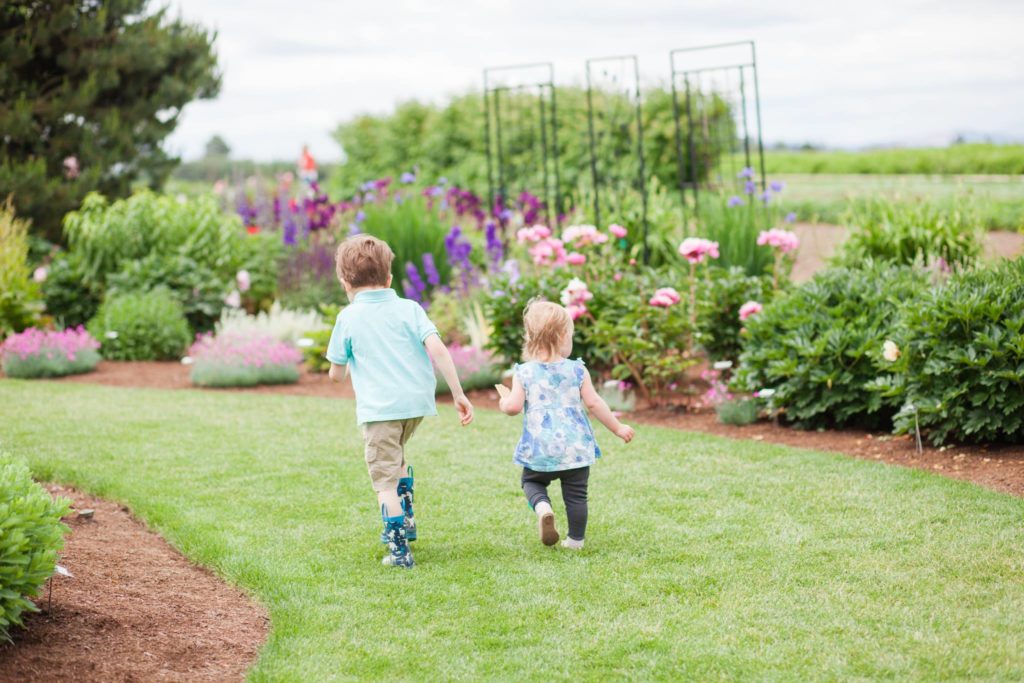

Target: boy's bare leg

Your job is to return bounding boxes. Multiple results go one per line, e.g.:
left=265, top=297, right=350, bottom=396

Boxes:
left=378, top=489, right=402, bottom=518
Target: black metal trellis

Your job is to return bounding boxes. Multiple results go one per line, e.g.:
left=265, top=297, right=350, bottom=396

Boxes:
left=585, top=54, right=650, bottom=263
left=669, top=40, right=766, bottom=225
left=483, top=63, right=562, bottom=227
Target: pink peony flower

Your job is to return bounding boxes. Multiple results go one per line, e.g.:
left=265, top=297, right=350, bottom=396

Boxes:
left=236, top=270, right=251, bottom=293
left=516, top=224, right=552, bottom=243
left=609, top=224, right=627, bottom=239
left=738, top=300, right=763, bottom=321
left=613, top=272, right=623, bottom=281
left=649, top=287, right=681, bottom=307
left=560, top=277, right=593, bottom=306
left=529, top=237, right=567, bottom=267
left=678, top=237, right=720, bottom=264
left=224, top=290, right=242, bottom=308
left=757, top=228, right=800, bottom=253
left=566, top=252, right=586, bottom=266
left=33, top=266, right=48, bottom=283
left=562, top=224, right=609, bottom=247
left=566, top=303, right=588, bottom=320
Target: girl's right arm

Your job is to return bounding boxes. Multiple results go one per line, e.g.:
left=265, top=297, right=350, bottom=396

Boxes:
left=580, top=373, right=635, bottom=443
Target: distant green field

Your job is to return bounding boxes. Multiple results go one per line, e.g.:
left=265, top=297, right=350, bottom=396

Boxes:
left=775, top=174, right=1024, bottom=232
left=755, top=144, right=1024, bottom=175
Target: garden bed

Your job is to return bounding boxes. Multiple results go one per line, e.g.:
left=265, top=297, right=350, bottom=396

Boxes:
left=0, top=484, right=267, bottom=682
left=40, top=360, right=1024, bottom=498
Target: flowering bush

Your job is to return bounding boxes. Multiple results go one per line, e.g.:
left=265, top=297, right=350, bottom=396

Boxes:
left=434, top=344, right=503, bottom=394
left=0, top=327, right=100, bottom=378
left=0, top=451, right=70, bottom=641
left=869, top=257, right=1024, bottom=445
left=87, top=289, right=192, bottom=361
left=216, top=302, right=327, bottom=345
left=735, top=263, right=928, bottom=429
left=188, top=333, right=303, bottom=387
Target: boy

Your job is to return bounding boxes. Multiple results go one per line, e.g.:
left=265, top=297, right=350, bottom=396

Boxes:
left=327, top=234, right=473, bottom=569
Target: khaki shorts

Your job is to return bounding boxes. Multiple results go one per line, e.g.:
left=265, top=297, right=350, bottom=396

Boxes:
left=362, top=418, right=422, bottom=491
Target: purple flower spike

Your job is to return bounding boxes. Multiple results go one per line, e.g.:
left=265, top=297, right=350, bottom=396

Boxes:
left=727, top=196, right=744, bottom=208
left=760, top=191, right=772, bottom=204
left=785, top=212, right=797, bottom=223
left=355, top=210, right=366, bottom=223
left=422, top=253, right=441, bottom=286
left=402, top=280, right=421, bottom=303
left=406, top=262, right=427, bottom=295
left=744, top=180, right=757, bottom=195
left=770, top=180, right=785, bottom=193
left=738, top=167, right=755, bottom=179
left=485, top=221, right=504, bottom=268
left=401, top=171, right=416, bottom=184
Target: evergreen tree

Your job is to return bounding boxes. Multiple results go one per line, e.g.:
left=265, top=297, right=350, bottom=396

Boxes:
left=0, top=1, right=221, bottom=241
left=204, top=135, right=231, bottom=159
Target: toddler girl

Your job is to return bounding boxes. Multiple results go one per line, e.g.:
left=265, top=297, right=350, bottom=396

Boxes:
left=496, top=300, right=634, bottom=549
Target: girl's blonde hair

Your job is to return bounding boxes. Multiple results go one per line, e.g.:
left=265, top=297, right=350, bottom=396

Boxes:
left=522, top=299, right=572, bottom=360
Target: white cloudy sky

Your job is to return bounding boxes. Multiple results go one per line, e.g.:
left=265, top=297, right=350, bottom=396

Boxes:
left=166, top=0, right=1024, bottom=162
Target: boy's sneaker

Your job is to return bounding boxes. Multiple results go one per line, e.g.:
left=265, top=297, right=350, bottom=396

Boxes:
left=381, top=505, right=414, bottom=568
left=538, top=511, right=559, bottom=546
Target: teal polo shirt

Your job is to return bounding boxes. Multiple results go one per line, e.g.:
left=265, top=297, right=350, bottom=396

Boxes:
left=326, top=288, right=439, bottom=424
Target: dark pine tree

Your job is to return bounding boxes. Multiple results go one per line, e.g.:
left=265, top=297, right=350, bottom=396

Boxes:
left=0, top=1, right=221, bottom=241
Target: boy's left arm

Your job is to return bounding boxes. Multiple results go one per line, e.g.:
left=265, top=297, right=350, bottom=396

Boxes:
left=424, top=334, right=474, bottom=426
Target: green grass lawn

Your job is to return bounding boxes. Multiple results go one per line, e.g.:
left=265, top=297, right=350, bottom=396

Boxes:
left=3, top=380, right=1024, bottom=681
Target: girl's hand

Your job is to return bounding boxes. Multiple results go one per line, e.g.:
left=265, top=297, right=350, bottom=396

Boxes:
left=495, top=384, right=510, bottom=399
left=615, top=424, right=635, bottom=443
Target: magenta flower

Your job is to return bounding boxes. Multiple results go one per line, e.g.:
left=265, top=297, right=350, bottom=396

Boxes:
left=566, top=252, right=586, bottom=266
left=678, top=237, right=720, bottom=264
left=757, top=228, right=800, bottom=253
left=649, top=287, right=681, bottom=307
left=739, top=301, right=763, bottom=321
left=609, top=224, right=627, bottom=239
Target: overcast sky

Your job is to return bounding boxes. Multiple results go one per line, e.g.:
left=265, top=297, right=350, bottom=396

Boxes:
left=166, top=0, right=1024, bottom=162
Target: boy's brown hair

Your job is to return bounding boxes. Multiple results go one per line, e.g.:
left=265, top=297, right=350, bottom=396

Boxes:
left=522, top=300, right=573, bottom=360
left=335, top=234, right=394, bottom=289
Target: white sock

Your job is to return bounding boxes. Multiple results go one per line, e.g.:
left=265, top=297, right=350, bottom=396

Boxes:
left=534, top=501, right=553, bottom=517
left=561, top=537, right=584, bottom=550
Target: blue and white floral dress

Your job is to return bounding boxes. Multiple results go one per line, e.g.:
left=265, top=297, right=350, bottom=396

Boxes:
left=513, top=359, right=601, bottom=472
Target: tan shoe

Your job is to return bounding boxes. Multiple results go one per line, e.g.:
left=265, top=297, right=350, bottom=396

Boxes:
left=538, top=511, right=559, bottom=546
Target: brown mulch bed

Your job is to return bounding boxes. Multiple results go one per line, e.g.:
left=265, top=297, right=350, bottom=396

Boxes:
left=0, top=485, right=268, bottom=682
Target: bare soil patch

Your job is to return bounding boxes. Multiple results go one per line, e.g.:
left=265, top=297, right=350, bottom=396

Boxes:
left=0, top=485, right=268, bottom=682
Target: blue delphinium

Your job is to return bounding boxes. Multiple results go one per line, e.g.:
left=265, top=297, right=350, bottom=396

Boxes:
left=770, top=180, right=785, bottom=193
left=406, top=262, right=427, bottom=297
left=738, top=167, right=755, bottom=179
left=727, top=196, right=744, bottom=208
left=422, top=253, right=441, bottom=287
left=485, top=221, right=504, bottom=269
left=744, top=180, right=757, bottom=195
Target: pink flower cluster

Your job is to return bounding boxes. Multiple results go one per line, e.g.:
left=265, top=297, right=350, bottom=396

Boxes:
left=447, top=344, right=498, bottom=377
left=609, top=224, right=628, bottom=239
left=529, top=237, right=568, bottom=267
left=0, top=326, right=99, bottom=363
left=757, top=228, right=800, bottom=253
left=516, top=224, right=552, bottom=243
left=189, top=333, right=302, bottom=369
left=678, top=237, right=720, bottom=264
left=560, top=277, right=593, bottom=320
left=649, top=287, right=681, bottom=308
left=738, top=301, right=763, bottom=321
left=562, top=224, right=609, bottom=247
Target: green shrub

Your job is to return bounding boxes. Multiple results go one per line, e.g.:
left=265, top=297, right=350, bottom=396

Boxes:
left=0, top=197, right=44, bottom=337
left=40, top=252, right=104, bottom=328
left=870, top=258, right=1024, bottom=445
left=360, top=196, right=452, bottom=291
left=0, top=452, right=70, bottom=641
left=716, top=398, right=760, bottom=426
left=697, top=267, right=775, bottom=363
left=835, top=198, right=983, bottom=268
left=107, top=254, right=229, bottom=333
left=88, top=289, right=192, bottom=361
left=735, top=263, right=928, bottom=429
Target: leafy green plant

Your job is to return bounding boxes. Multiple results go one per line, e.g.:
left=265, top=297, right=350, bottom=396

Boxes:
left=835, top=198, right=983, bottom=268
left=40, top=252, right=104, bottom=328
left=735, top=263, right=928, bottom=429
left=0, top=451, right=70, bottom=641
left=106, top=253, right=229, bottom=333
left=715, top=398, right=760, bottom=426
left=0, top=197, right=44, bottom=337
left=88, top=289, right=192, bottom=361
left=697, top=267, right=775, bottom=363
left=870, top=258, right=1024, bottom=445
left=360, top=196, right=452, bottom=291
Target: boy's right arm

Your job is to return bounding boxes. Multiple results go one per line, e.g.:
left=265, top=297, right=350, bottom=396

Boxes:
left=580, top=373, right=635, bottom=443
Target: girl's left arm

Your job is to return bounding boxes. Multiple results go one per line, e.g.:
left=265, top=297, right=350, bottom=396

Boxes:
left=580, top=373, right=635, bottom=443
left=498, top=374, right=525, bottom=415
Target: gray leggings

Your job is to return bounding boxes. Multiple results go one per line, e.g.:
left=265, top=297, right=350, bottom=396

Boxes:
left=521, top=466, right=590, bottom=541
